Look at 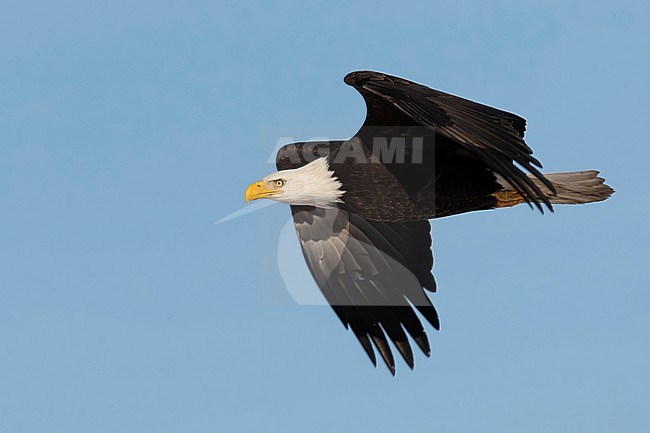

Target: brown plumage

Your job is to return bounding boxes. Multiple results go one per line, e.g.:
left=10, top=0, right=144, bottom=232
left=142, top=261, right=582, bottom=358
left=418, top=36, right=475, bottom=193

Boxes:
left=270, top=71, right=613, bottom=373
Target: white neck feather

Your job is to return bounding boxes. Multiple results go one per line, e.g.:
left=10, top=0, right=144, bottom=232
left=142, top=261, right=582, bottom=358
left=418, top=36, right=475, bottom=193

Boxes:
left=264, top=157, right=345, bottom=208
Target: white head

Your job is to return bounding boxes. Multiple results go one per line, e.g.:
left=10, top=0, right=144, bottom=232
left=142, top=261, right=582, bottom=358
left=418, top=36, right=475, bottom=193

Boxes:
left=244, top=157, right=344, bottom=208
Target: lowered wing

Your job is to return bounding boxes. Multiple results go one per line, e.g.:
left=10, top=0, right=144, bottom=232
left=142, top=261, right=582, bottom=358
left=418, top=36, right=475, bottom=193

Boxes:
left=291, top=205, right=439, bottom=374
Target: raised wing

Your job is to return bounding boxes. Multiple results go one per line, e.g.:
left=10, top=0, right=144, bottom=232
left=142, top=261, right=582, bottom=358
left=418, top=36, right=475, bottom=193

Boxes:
left=291, top=205, right=439, bottom=374
left=344, top=70, right=555, bottom=212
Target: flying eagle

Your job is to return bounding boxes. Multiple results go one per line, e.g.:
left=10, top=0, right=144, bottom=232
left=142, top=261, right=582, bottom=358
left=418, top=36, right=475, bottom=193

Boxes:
left=244, top=71, right=613, bottom=374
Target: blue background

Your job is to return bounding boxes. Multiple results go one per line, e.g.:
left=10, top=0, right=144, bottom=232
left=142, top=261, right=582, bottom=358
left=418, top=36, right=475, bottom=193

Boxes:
left=1, top=1, right=648, bottom=432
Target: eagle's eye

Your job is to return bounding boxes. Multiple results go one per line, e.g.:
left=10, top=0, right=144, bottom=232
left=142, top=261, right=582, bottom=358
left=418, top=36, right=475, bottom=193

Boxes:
left=274, top=179, right=286, bottom=188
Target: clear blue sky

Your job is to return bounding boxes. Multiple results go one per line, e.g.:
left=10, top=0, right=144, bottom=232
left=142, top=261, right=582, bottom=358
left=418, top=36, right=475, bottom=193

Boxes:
left=1, top=1, right=649, bottom=432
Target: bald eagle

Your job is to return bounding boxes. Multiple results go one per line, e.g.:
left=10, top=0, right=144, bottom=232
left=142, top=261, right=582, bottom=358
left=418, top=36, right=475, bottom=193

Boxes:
left=244, top=71, right=613, bottom=374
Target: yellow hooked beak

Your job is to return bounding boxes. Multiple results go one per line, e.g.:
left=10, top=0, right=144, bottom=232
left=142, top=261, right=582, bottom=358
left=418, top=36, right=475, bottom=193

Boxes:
left=244, top=181, right=278, bottom=203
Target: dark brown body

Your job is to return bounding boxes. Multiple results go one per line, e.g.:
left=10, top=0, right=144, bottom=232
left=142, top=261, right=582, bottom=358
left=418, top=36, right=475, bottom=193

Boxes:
left=276, top=139, right=502, bottom=221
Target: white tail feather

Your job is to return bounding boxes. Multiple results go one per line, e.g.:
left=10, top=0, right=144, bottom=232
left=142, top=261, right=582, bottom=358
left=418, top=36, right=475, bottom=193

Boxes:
left=495, top=170, right=614, bottom=206
left=530, top=171, right=614, bottom=204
